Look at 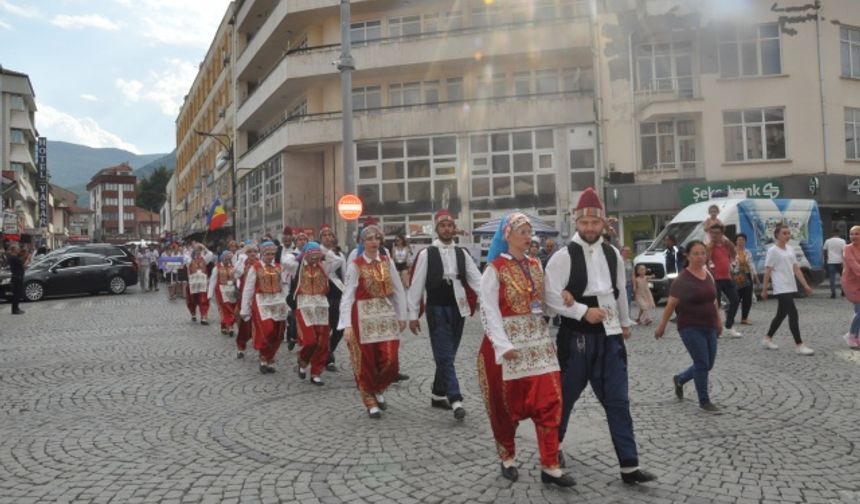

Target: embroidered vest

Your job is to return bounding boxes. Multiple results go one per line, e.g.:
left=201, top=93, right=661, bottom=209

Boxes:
left=188, top=257, right=207, bottom=274
left=297, top=262, right=329, bottom=296
left=217, top=264, right=234, bottom=284
left=491, top=256, right=544, bottom=317
left=355, top=256, right=395, bottom=301
left=254, top=263, right=283, bottom=294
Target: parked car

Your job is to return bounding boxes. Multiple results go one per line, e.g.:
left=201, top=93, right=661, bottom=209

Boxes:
left=21, top=252, right=138, bottom=301
left=40, top=243, right=137, bottom=269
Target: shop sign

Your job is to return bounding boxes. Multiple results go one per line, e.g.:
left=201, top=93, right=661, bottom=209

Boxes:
left=849, top=178, right=860, bottom=196
left=37, top=137, right=48, bottom=228
left=680, top=179, right=782, bottom=206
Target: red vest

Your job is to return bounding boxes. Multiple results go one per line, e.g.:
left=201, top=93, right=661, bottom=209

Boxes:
left=491, top=255, right=544, bottom=318
left=354, top=255, right=395, bottom=302
left=254, top=262, right=283, bottom=295
left=297, top=262, right=329, bottom=296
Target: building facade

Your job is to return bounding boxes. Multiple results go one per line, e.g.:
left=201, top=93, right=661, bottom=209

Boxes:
left=86, top=163, right=137, bottom=243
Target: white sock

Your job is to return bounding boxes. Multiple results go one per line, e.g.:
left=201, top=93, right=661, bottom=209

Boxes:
left=368, top=406, right=381, bottom=414
left=451, top=401, right=463, bottom=410
left=431, top=394, right=447, bottom=401
left=620, top=466, right=639, bottom=474
left=375, top=393, right=385, bottom=404
left=502, top=459, right=516, bottom=468
left=543, top=467, right=562, bottom=477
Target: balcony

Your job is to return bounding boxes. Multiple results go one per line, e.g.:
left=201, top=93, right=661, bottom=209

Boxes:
left=634, top=75, right=703, bottom=121
left=637, top=161, right=705, bottom=183
left=237, top=15, right=591, bottom=129
left=238, top=90, right=594, bottom=170
left=10, top=110, right=36, bottom=134
left=10, top=143, right=35, bottom=168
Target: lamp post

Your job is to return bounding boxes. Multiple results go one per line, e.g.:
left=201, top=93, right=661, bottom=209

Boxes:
left=194, top=130, right=236, bottom=238
left=337, top=0, right=357, bottom=249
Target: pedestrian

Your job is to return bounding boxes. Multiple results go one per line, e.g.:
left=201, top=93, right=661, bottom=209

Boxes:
left=664, top=234, right=684, bottom=274
left=528, top=236, right=541, bottom=258
left=288, top=241, right=344, bottom=385
left=147, top=247, right=160, bottom=291
left=701, top=204, right=723, bottom=245
left=654, top=240, right=722, bottom=412
left=162, top=245, right=181, bottom=300
left=283, top=229, right=305, bottom=352
left=234, top=244, right=259, bottom=359
left=544, top=187, right=657, bottom=485
left=6, top=244, right=25, bottom=315
left=137, top=247, right=151, bottom=291
left=185, top=245, right=212, bottom=325
left=208, top=251, right=238, bottom=337
left=476, top=212, right=574, bottom=487
left=177, top=243, right=189, bottom=299
left=621, top=246, right=635, bottom=313
left=319, top=224, right=347, bottom=372
left=240, top=241, right=290, bottom=373
left=841, top=225, right=860, bottom=349
left=823, top=228, right=846, bottom=299
left=761, top=223, right=815, bottom=355
left=407, top=209, right=481, bottom=420
left=632, top=264, right=655, bottom=325
left=338, top=222, right=407, bottom=418
left=537, top=238, right=556, bottom=269
left=733, top=233, right=760, bottom=325
left=392, top=234, right=412, bottom=289
left=707, top=224, right=742, bottom=338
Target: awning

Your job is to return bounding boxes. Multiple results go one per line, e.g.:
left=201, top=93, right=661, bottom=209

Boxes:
left=472, top=210, right=559, bottom=236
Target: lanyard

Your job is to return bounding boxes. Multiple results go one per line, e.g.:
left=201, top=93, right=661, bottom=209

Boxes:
left=515, top=259, right=536, bottom=295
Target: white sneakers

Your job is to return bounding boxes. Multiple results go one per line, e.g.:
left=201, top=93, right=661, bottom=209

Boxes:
left=795, top=344, right=815, bottom=356
left=761, top=338, right=779, bottom=350
left=723, top=328, right=743, bottom=338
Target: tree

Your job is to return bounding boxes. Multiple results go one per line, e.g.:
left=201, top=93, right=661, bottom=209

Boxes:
left=136, top=166, right=173, bottom=212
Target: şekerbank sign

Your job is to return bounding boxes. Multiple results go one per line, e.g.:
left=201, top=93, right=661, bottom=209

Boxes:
left=680, top=179, right=782, bottom=206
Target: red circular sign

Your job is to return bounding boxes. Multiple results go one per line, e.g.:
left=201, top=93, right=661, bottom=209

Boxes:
left=337, top=194, right=363, bottom=220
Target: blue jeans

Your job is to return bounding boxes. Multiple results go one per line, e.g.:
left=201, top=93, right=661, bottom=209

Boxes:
left=715, top=279, right=740, bottom=329
left=851, top=303, right=860, bottom=336
left=677, top=327, right=718, bottom=406
left=828, top=263, right=842, bottom=296
left=425, top=304, right=465, bottom=402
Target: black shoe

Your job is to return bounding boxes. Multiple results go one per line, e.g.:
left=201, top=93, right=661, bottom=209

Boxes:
left=431, top=398, right=453, bottom=410
left=558, top=450, right=566, bottom=468
left=228, top=330, right=234, bottom=337
left=12, top=309, right=25, bottom=315
left=325, top=363, right=337, bottom=372
left=541, top=471, right=576, bottom=488
left=368, top=409, right=382, bottom=419
left=266, top=365, right=276, bottom=374
left=453, top=406, right=466, bottom=420
left=311, top=376, right=324, bottom=386
left=831, top=293, right=837, bottom=299
left=200, top=320, right=209, bottom=326
left=673, top=376, right=684, bottom=400
left=395, top=372, right=409, bottom=382
left=377, top=400, right=388, bottom=411
left=287, top=340, right=296, bottom=351
left=220, top=328, right=226, bottom=335
left=621, top=469, right=658, bottom=485
left=191, top=316, right=197, bottom=322
left=259, top=364, right=268, bottom=374
left=236, top=351, right=245, bottom=359
left=500, top=463, right=518, bottom=482
left=298, top=368, right=307, bottom=380
left=700, top=402, right=720, bottom=412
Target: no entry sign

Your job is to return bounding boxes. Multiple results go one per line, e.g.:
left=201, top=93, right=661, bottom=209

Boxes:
left=337, top=194, right=363, bottom=220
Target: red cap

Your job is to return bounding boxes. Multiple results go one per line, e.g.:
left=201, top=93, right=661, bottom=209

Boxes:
left=362, top=216, right=379, bottom=227
left=319, top=223, right=332, bottom=233
left=282, top=226, right=293, bottom=236
left=434, top=209, right=455, bottom=226
left=574, top=187, right=605, bottom=220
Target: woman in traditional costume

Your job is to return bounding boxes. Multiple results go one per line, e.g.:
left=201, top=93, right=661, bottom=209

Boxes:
left=240, top=241, right=290, bottom=373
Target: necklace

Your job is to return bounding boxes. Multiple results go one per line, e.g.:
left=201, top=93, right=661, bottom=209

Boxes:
left=507, top=259, right=535, bottom=295
left=369, top=260, right=387, bottom=283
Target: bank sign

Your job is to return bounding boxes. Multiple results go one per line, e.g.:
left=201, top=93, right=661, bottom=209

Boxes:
left=680, top=179, right=782, bottom=206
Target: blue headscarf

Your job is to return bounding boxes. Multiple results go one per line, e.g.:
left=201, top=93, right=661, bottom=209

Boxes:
left=219, top=250, right=233, bottom=263
left=356, top=224, right=383, bottom=258
left=300, top=241, right=322, bottom=262
left=486, top=212, right=531, bottom=262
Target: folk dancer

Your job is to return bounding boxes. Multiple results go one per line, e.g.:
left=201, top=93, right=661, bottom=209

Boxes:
left=241, top=241, right=290, bottom=373
left=234, top=244, right=259, bottom=359
left=338, top=223, right=407, bottom=418
left=286, top=241, right=345, bottom=385
left=477, top=212, right=574, bottom=487
left=208, top=250, right=239, bottom=337
left=185, top=245, right=211, bottom=325
left=544, top=187, right=657, bottom=484
left=407, top=209, right=481, bottom=419
left=319, top=224, right=347, bottom=372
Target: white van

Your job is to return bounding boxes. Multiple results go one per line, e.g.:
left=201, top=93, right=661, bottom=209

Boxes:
left=633, top=198, right=824, bottom=302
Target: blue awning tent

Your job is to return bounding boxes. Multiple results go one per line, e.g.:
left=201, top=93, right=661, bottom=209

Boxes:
left=471, top=211, right=559, bottom=236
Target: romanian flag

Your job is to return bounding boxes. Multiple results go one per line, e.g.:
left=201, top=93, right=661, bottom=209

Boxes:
left=207, top=197, right=228, bottom=231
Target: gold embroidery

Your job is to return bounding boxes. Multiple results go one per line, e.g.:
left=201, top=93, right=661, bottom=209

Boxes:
left=298, top=264, right=328, bottom=296
left=257, top=264, right=282, bottom=293
left=358, top=259, right=394, bottom=299
left=496, top=258, right=544, bottom=315
left=188, top=258, right=207, bottom=274
left=218, top=265, right=234, bottom=284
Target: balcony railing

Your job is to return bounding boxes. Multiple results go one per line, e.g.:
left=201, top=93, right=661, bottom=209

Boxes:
left=639, top=160, right=704, bottom=179
left=634, top=75, right=701, bottom=102
left=239, top=90, right=593, bottom=160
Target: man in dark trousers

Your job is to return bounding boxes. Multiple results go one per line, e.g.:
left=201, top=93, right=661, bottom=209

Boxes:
left=6, top=244, right=25, bottom=314
left=544, top=188, right=656, bottom=485
left=407, top=209, right=481, bottom=420
left=319, top=223, right=347, bottom=371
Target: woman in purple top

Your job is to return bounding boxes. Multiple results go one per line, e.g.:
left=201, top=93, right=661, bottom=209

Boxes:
left=654, top=241, right=723, bottom=412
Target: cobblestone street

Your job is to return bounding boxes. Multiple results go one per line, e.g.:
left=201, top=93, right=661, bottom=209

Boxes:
left=1, top=286, right=859, bottom=504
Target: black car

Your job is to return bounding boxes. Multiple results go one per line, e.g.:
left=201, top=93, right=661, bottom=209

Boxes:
left=21, top=252, right=138, bottom=301
left=40, top=243, right=137, bottom=269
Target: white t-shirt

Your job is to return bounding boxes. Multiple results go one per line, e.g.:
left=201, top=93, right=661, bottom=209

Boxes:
left=765, top=245, right=798, bottom=295
left=823, top=237, right=846, bottom=264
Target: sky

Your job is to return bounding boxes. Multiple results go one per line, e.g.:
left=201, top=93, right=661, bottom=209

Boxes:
left=0, top=0, right=232, bottom=155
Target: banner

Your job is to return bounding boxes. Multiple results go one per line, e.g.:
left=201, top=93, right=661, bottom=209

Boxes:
left=679, top=179, right=782, bottom=206
left=37, top=137, right=48, bottom=228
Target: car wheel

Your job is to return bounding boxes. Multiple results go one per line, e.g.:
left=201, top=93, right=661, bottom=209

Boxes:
left=24, top=281, right=45, bottom=302
left=109, top=276, right=127, bottom=295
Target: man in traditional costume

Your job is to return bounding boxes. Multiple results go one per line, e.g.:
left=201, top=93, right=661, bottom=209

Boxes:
left=185, top=245, right=212, bottom=325
left=544, top=187, right=657, bottom=485
left=234, top=244, right=258, bottom=359
left=319, top=224, right=347, bottom=372
left=240, top=241, right=290, bottom=373
left=407, top=209, right=481, bottom=419
left=208, top=250, right=238, bottom=337
left=477, top=212, right=575, bottom=487
left=338, top=223, right=407, bottom=418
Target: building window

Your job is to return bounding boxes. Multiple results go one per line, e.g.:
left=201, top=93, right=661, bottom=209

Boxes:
left=10, top=129, right=25, bottom=144
left=640, top=119, right=697, bottom=171
left=124, top=212, right=134, bottom=221
left=350, top=20, right=382, bottom=44
left=470, top=129, right=555, bottom=200
left=846, top=107, right=860, bottom=160
left=534, top=0, right=556, bottom=20
left=389, top=15, right=421, bottom=37
left=841, top=26, right=860, bottom=79
left=10, top=162, right=24, bottom=174
left=536, top=69, right=559, bottom=94
left=356, top=136, right=458, bottom=204
left=636, top=41, right=694, bottom=96
left=263, top=155, right=282, bottom=217
left=723, top=107, right=785, bottom=162
left=104, top=198, right=118, bottom=206
left=10, top=95, right=25, bottom=110
left=123, top=198, right=135, bottom=206
left=446, top=77, right=463, bottom=101
left=423, top=80, right=439, bottom=103
left=718, top=24, right=781, bottom=78
left=471, top=5, right=501, bottom=27
left=287, top=99, right=307, bottom=120
left=514, top=71, right=532, bottom=96
left=352, top=86, right=382, bottom=110
left=389, top=82, right=422, bottom=106
left=563, top=67, right=594, bottom=92
left=442, top=11, right=463, bottom=30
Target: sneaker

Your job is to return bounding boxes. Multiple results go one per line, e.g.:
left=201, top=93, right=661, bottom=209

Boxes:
left=375, top=394, right=387, bottom=410
left=761, top=338, right=779, bottom=350
left=236, top=351, right=245, bottom=359
left=848, top=336, right=860, bottom=350
left=795, top=344, right=815, bottom=356
left=298, top=367, right=307, bottom=380
left=673, top=375, right=683, bottom=400
left=700, top=402, right=720, bottom=412
left=367, top=407, right=382, bottom=419
left=451, top=401, right=466, bottom=420
left=325, top=363, right=338, bottom=372
left=310, top=376, right=324, bottom=386
left=724, top=328, right=742, bottom=338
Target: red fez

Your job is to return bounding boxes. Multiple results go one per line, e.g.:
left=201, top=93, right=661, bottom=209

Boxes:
left=282, top=226, right=293, bottom=236
left=574, top=187, right=605, bottom=220
left=434, top=209, right=455, bottom=226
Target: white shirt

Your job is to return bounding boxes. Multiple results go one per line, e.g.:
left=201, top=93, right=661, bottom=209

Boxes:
left=239, top=261, right=291, bottom=319
left=407, top=239, right=482, bottom=319
left=765, top=244, right=798, bottom=295
left=824, top=237, right=846, bottom=264
left=479, top=255, right=517, bottom=363
left=337, top=253, right=407, bottom=330
left=543, top=233, right=632, bottom=329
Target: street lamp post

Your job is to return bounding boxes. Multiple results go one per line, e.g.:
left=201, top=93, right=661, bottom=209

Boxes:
left=337, top=0, right=357, bottom=250
left=194, top=130, right=236, bottom=238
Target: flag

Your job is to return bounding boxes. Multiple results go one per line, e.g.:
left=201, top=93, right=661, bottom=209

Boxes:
left=207, top=197, right=228, bottom=231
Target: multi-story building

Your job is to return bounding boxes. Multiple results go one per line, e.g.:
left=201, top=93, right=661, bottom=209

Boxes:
left=173, top=3, right=236, bottom=241
left=597, top=0, right=860, bottom=243
left=232, top=0, right=596, bottom=242
left=0, top=65, right=39, bottom=243
left=86, top=163, right=137, bottom=243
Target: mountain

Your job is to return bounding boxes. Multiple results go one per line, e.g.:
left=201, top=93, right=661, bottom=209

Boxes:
left=134, top=150, right=176, bottom=180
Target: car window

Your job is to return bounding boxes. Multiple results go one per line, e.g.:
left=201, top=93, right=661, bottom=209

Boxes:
left=57, top=257, right=82, bottom=269
left=82, top=256, right=109, bottom=266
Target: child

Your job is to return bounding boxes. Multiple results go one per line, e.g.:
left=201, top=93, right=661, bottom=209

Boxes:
left=702, top=204, right=723, bottom=244
left=633, top=264, right=656, bottom=325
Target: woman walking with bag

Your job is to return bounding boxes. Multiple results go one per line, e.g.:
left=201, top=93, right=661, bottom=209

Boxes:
left=733, top=233, right=760, bottom=325
left=841, top=226, right=860, bottom=349
left=655, top=241, right=722, bottom=412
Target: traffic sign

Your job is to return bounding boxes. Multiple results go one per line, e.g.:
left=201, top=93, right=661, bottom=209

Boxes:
left=337, top=194, right=363, bottom=220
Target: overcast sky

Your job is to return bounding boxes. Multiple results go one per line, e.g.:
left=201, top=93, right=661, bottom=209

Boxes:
left=0, top=0, right=232, bottom=155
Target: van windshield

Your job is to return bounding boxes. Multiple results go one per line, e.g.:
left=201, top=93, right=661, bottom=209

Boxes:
left=647, top=222, right=704, bottom=252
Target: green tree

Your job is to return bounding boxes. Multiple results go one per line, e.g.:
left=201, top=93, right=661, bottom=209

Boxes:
left=136, top=166, right=173, bottom=212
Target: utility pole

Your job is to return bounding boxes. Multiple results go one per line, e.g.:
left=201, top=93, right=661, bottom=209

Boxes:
left=337, top=0, right=357, bottom=250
